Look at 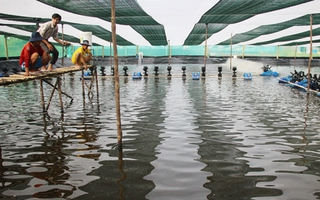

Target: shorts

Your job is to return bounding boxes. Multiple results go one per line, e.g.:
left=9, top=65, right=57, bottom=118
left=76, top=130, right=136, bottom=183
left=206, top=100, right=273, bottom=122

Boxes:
left=21, top=57, right=42, bottom=72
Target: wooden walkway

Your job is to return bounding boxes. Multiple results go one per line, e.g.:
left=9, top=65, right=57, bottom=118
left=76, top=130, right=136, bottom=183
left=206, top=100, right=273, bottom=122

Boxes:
left=0, top=66, right=83, bottom=86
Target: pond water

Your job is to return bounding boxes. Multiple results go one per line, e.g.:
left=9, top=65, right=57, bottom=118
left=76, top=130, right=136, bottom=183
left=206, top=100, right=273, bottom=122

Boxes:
left=1, top=58, right=320, bottom=200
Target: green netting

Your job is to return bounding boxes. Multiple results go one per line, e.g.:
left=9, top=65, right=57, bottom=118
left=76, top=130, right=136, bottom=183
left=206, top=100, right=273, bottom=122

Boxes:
left=0, top=13, right=134, bottom=46
left=1, top=35, right=320, bottom=59
left=36, top=0, right=168, bottom=45
left=184, top=0, right=314, bottom=45
left=183, top=24, right=228, bottom=45
left=282, top=39, right=320, bottom=46
left=0, top=23, right=100, bottom=46
left=67, top=23, right=133, bottom=46
left=253, top=27, right=320, bottom=45
left=199, top=0, right=313, bottom=23
left=218, top=13, right=320, bottom=45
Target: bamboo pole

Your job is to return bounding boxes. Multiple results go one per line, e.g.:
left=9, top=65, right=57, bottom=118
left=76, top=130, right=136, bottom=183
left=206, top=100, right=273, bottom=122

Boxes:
left=111, top=0, right=123, bottom=148
left=61, top=24, right=64, bottom=66
left=4, top=35, right=9, bottom=60
left=94, top=66, right=99, bottom=97
left=294, top=43, right=297, bottom=70
left=307, top=14, right=313, bottom=91
left=46, top=79, right=59, bottom=111
left=57, top=77, right=64, bottom=113
left=204, top=23, right=208, bottom=68
left=242, top=45, right=245, bottom=59
left=39, top=79, right=46, bottom=113
left=230, top=33, right=233, bottom=70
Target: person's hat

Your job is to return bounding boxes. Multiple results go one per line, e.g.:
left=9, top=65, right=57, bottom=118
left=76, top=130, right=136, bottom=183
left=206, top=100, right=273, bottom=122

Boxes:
left=29, top=32, right=43, bottom=42
left=80, top=40, right=91, bottom=46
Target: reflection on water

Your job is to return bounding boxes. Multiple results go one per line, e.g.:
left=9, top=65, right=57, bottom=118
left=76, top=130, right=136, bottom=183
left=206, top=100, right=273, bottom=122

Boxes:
left=1, top=60, right=320, bottom=199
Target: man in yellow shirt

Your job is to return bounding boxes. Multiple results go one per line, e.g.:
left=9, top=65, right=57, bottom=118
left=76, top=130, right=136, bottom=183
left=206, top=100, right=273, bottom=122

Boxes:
left=71, top=40, right=92, bottom=70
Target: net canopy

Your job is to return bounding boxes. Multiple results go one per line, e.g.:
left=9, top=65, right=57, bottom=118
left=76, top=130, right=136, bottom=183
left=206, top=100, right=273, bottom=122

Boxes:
left=218, top=13, right=320, bottom=45
left=0, top=13, right=133, bottom=46
left=0, top=0, right=319, bottom=47
left=36, top=0, right=168, bottom=46
left=183, top=0, right=315, bottom=45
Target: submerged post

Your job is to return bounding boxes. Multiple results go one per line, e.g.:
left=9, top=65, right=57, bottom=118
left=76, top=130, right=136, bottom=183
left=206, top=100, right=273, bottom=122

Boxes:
left=111, top=0, right=123, bottom=148
left=307, top=14, right=313, bottom=91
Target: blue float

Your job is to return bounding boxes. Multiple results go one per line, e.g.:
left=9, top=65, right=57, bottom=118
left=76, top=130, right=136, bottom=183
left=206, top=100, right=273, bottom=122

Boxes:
left=243, top=72, right=253, bottom=80
left=132, top=72, right=142, bottom=79
left=192, top=72, right=200, bottom=80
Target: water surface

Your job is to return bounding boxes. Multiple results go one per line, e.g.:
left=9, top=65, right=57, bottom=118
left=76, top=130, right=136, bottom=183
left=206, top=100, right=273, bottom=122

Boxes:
left=0, top=59, right=320, bottom=200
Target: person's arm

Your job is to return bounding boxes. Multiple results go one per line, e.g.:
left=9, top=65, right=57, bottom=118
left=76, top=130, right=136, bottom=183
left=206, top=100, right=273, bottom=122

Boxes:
left=53, top=37, right=70, bottom=46
left=22, top=47, right=31, bottom=76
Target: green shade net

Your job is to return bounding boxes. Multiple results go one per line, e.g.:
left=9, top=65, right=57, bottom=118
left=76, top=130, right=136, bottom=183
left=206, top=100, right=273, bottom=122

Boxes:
left=183, top=0, right=315, bottom=45
left=0, top=30, right=30, bottom=41
left=36, top=0, right=168, bottom=45
left=252, top=27, right=320, bottom=45
left=218, top=13, right=320, bottom=45
left=0, top=13, right=133, bottom=46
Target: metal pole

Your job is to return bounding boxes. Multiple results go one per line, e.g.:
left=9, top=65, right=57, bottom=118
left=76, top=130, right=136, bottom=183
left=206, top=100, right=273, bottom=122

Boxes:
left=111, top=0, right=123, bottom=148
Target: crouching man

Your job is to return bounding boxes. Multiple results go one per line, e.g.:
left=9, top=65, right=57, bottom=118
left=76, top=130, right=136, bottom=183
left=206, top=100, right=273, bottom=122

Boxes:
left=19, top=32, right=51, bottom=76
left=71, top=40, right=92, bottom=70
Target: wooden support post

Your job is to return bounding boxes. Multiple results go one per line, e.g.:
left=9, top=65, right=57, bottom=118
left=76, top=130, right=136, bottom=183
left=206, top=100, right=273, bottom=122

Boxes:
left=307, top=14, right=313, bottom=91
left=4, top=35, right=9, bottom=60
left=242, top=45, right=245, bottom=59
left=111, top=0, right=123, bottom=148
left=204, top=23, right=208, bottom=68
left=57, top=77, right=64, bottom=113
left=61, top=24, right=65, bottom=66
left=94, top=66, right=99, bottom=97
left=43, top=79, right=73, bottom=100
left=81, top=69, right=85, bottom=98
left=39, top=79, right=46, bottom=113
left=230, top=33, right=233, bottom=70
left=46, top=79, right=59, bottom=111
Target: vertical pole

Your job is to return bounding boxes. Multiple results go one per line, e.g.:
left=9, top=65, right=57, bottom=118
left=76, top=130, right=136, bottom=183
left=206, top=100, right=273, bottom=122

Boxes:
left=242, top=45, right=245, bottom=59
left=81, top=69, right=85, bottom=98
left=204, top=23, right=208, bottom=68
left=111, top=0, right=123, bottom=148
left=39, top=79, right=46, bottom=113
left=94, top=65, right=99, bottom=97
left=307, top=14, right=313, bottom=91
left=57, top=77, right=64, bottom=113
left=136, top=45, right=139, bottom=57
left=168, top=40, right=170, bottom=65
left=61, top=24, right=64, bottom=66
left=102, top=46, right=105, bottom=58
left=230, top=33, right=233, bottom=70
left=294, top=43, right=297, bottom=70
left=4, top=35, right=9, bottom=60
left=110, top=35, right=112, bottom=68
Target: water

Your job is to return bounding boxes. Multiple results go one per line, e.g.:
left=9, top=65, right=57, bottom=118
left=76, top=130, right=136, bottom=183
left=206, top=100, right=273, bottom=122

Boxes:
left=1, top=59, right=320, bottom=200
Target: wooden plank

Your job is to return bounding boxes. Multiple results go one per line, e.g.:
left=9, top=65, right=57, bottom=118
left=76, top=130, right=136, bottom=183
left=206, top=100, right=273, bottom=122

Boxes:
left=0, top=65, right=88, bottom=86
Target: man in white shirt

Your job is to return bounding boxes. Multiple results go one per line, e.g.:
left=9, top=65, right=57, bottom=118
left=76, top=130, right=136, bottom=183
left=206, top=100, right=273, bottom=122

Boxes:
left=37, top=13, right=70, bottom=71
